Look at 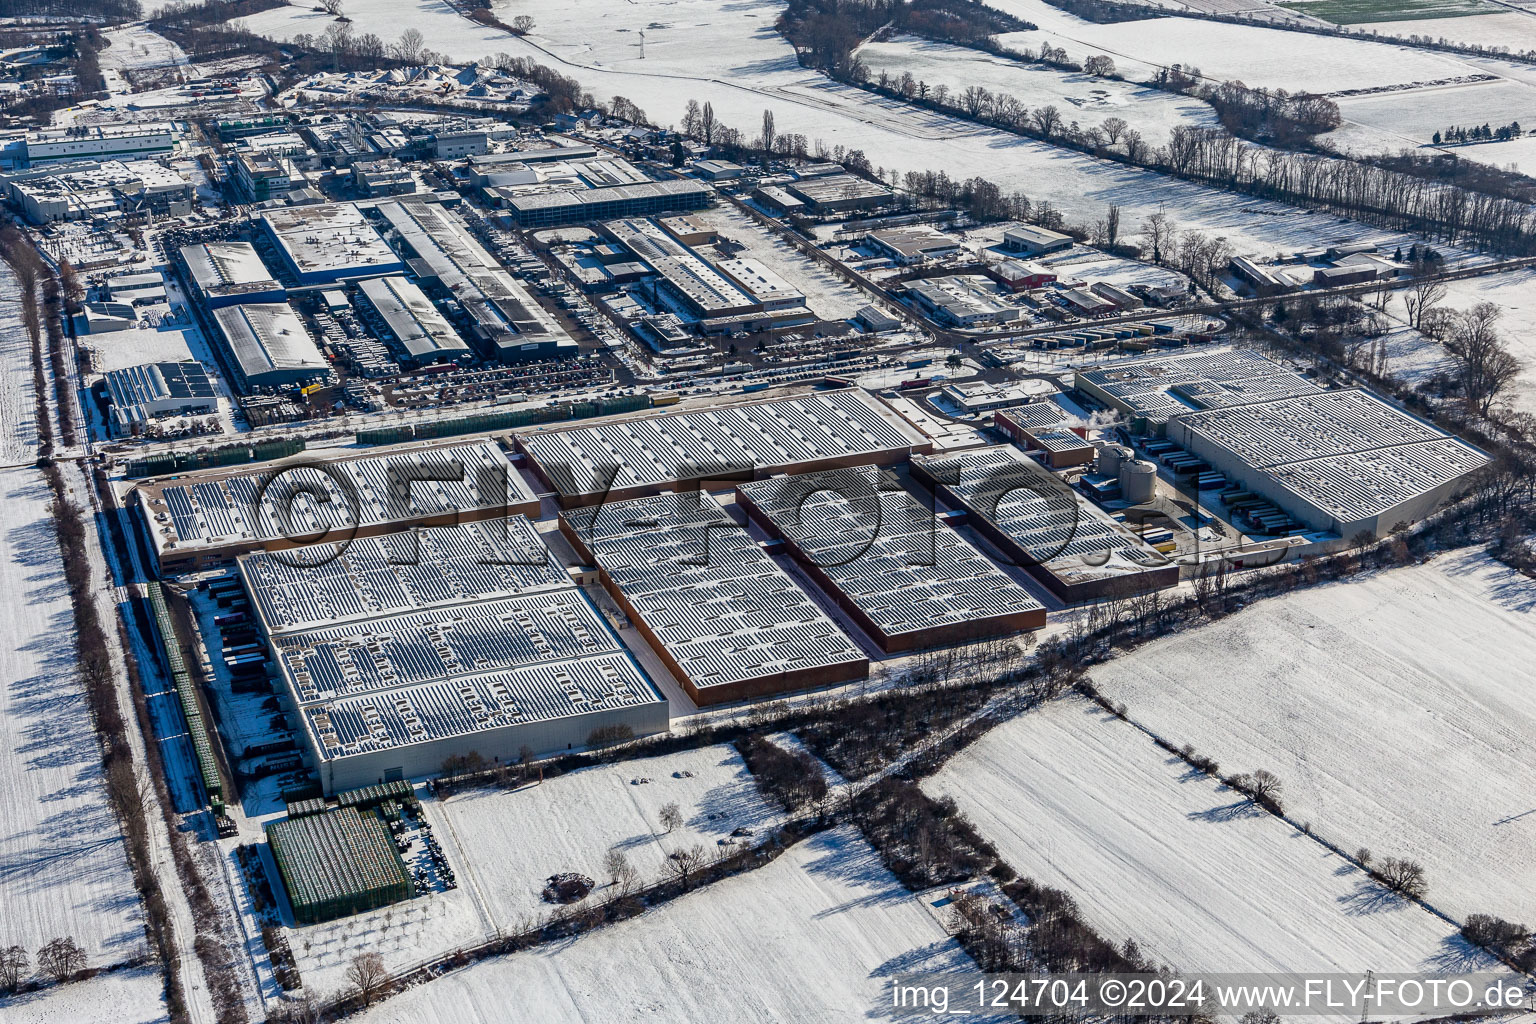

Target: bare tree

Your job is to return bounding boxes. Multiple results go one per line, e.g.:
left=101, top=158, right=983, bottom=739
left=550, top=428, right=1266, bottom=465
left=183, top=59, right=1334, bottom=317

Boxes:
left=1031, top=104, right=1062, bottom=137
left=1083, top=54, right=1115, bottom=76
left=1377, top=858, right=1428, bottom=900
left=319, top=0, right=344, bottom=16
left=35, top=938, right=84, bottom=984
left=700, top=101, right=715, bottom=144
left=961, top=84, right=992, bottom=118
left=1247, top=769, right=1283, bottom=805
left=658, top=801, right=683, bottom=833
left=1100, top=116, right=1127, bottom=145
left=603, top=849, right=639, bottom=897
left=1142, top=211, right=1174, bottom=265
left=669, top=844, right=707, bottom=891
left=392, top=27, right=424, bottom=64
left=1402, top=261, right=1446, bottom=329
left=760, top=108, right=775, bottom=153
left=0, top=945, right=27, bottom=993
left=347, top=951, right=388, bottom=1006
left=682, top=99, right=701, bottom=138
left=512, top=14, right=534, bottom=34
left=1452, top=302, right=1522, bottom=415
left=1122, top=128, right=1148, bottom=163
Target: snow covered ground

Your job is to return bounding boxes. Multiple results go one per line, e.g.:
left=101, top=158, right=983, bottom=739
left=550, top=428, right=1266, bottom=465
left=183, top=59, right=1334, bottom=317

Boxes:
left=1365, top=10, right=1536, bottom=50
left=0, top=966, right=168, bottom=1024
left=0, top=263, right=39, bottom=465
left=855, top=34, right=1220, bottom=146
left=357, top=825, right=1003, bottom=1024
left=926, top=699, right=1474, bottom=975
left=0, top=467, right=148, bottom=969
left=1328, top=78, right=1536, bottom=153
left=1086, top=548, right=1536, bottom=926
left=99, top=25, right=190, bottom=76
left=440, top=744, right=783, bottom=933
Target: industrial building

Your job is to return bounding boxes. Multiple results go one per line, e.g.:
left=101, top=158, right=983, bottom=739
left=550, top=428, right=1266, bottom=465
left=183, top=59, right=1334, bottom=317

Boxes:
left=736, top=468, right=1046, bottom=651
left=134, top=438, right=541, bottom=572
left=906, top=276, right=1020, bottom=328
left=3, top=159, right=193, bottom=223
left=913, top=446, right=1179, bottom=601
left=210, top=302, right=329, bottom=392
left=515, top=389, right=931, bottom=506
left=260, top=204, right=405, bottom=285
left=1001, top=224, right=1074, bottom=257
left=102, top=361, right=218, bottom=436
left=561, top=491, right=869, bottom=705
left=355, top=276, right=472, bottom=367
left=1167, top=388, right=1489, bottom=539
left=1075, top=349, right=1324, bottom=425
left=180, top=241, right=286, bottom=309
left=239, top=518, right=666, bottom=792
left=603, top=218, right=756, bottom=318
left=712, top=258, right=805, bottom=312
left=864, top=226, right=961, bottom=265
left=498, top=178, right=712, bottom=228
left=374, top=196, right=575, bottom=361
left=988, top=259, right=1056, bottom=291
left=22, top=122, right=177, bottom=164
left=782, top=174, right=892, bottom=213
left=940, top=380, right=1059, bottom=417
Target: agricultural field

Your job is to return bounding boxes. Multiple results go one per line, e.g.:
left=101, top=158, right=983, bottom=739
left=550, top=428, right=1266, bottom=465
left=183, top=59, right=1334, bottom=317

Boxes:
left=0, top=467, right=148, bottom=968
left=1276, top=0, right=1500, bottom=25
left=439, top=744, right=783, bottom=933
left=0, top=966, right=168, bottom=1024
left=1326, top=78, right=1536, bottom=153
left=854, top=34, right=1220, bottom=146
left=356, top=826, right=1005, bottom=1024
left=1088, top=548, right=1536, bottom=925
left=1366, top=10, right=1536, bottom=49
left=926, top=700, right=1472, bottom=973
left=0, top=263, right=39, bottom=465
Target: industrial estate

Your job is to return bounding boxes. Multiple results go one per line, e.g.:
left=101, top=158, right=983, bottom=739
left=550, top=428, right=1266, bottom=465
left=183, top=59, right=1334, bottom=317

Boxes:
left=2, top=2, right=1535, bottom=1022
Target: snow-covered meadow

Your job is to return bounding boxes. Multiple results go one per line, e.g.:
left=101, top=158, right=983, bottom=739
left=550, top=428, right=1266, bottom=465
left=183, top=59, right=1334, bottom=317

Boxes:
left=357, top=826, right=1003, bottom=1024
left=926, top=699, right=1475, bottom=974
left=855, top=34, right=1220, bottom=146
left=1087, top=549, right=1536, bottom=926
left=440, top=744, right=783, bottom=931
left=0, top=467, right=148, bottom=969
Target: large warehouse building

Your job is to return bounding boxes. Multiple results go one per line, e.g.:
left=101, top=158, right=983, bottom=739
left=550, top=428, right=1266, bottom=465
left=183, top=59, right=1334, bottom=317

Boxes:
left=355, top=275, right=472, bottom=367
left=134, top=439, right=541, bottom=572
left=239, top=518, right=667, bottom=793
left=1167, top=388, right=1489, bottom=539
left=561, top=491, right=869, bottom=706
left=515, top=389, right=931, bottom=506
left=179, top=241, right=285, bottom=309
left=912, top=446, right=1179, bottom=601
left=736, top=468, right=1046, bottom=651
left=260, top=203, right=405, bottom=285
left=209, top=302, right=329, bottom=392
left=1074, top=349, right=1323, bottom=425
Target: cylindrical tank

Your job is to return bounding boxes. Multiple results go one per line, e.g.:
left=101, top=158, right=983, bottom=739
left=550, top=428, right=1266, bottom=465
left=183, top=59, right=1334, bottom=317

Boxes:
left=1097, top=444, right=1131, bottom=476
left=1119, top=460, right=1158, bottom=504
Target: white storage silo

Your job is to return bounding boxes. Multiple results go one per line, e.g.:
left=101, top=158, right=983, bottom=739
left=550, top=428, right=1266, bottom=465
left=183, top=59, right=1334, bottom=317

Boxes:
left=1119, top=459, right=1158, bottom=504
left=1097, top=444, right=1131, bottom=476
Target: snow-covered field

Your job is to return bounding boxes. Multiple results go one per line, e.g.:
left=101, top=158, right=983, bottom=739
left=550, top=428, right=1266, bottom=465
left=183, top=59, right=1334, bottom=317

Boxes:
left=441, top=744, right=782, bottom=932
left=99, top=24, right=189, bottom=75
left=855, top=34, right=1219, bottom=146
left=1366, top=10, right=1536, bottom=50
left=1328, top=78, right=1536, bottom=152
left=357, top=826, right=1002, bottom=1024
left=0, top=966, right=168, bottom=1024
left=0, top=263, right=39, bottom=465
left=926, top=699, right=1473, bottom=974
left=0, top=467, right=148, bottom=969
left=288, top=745, right=784, bottom=996
left=1087, top=549, right=1536, bottom=926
